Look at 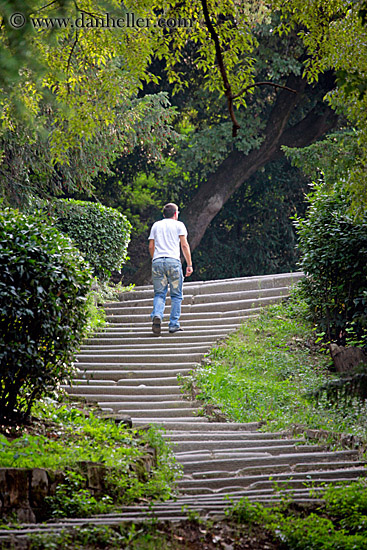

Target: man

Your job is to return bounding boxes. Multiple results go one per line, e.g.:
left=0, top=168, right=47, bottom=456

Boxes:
left=148, top=203, right=193, bottom=335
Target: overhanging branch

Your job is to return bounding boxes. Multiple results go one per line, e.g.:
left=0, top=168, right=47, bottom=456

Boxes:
left=200, top=0, right=297, bottom=137
left=200, top=0, right=240, bottom=136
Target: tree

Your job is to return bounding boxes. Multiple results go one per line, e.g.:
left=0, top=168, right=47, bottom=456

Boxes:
left=272, top=0, right=367, bottom=216
left=0, top=0, right=265, bottom=204
left=192, top=158, right=309, bottom=280
left=132, top=0, right=365, bottom=282
left=0, top=92, right=178, bottom=207
left=181, top=72, right=337, bottom=252
left=132, top=17, right=339, bottom=282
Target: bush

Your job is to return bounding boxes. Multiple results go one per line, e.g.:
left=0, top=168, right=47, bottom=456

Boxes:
left=0, top=207, right=92, bottom=423
left=51, top=199, right=132, bottom=280
left=294, top=182, right=367, bottom=347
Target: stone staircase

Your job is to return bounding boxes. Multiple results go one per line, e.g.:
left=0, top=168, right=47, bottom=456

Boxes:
left=68, top=272, right=302, bottom=424
left=1, top=271, right=366, bottom=543
left=62, top=271, right=365, bottom=521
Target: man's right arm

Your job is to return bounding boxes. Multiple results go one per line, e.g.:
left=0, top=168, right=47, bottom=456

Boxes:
left=179, top=235, right=193, bottom=277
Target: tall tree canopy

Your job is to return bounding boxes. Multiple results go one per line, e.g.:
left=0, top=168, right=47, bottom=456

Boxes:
left=1, top=0, right=365, bottom=282
left=0, top=0, right=266, bottom=205
left=273, top=0, right=367, bottom=216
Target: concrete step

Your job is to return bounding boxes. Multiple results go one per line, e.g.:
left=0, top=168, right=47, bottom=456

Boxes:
left=110, top=272, right=303, bottom=301
left=64, top=384, right=182, bottom=395
left=132, top=421, right=262, bottom=431
left=80, top=343, right=211, bottom=352
left=178, top=468, right=367, bottom=493
left=105, top=296, right=284, bottom=320
left=102, top=316, right=254, bottom=328
left=100, top=316, right=254, bottom=330
left=76, top=373, right=182, bottom=384
left=180, top=450, right=359, bottom=474
left=113, top=408, right=200, bottom=418
left=129, top=417, right=209, bottom=424
left=88, top=400, right=198, bottom=410
left=170, top=439, right=306, bottom=450
left=163, top=431, right=289, bottom=440
left=76, top=353, right=205, bottom=364
left=83, top=334, right=224, bottom=345
left=73, top=394, right=193, bottom=404
left=105, top=287, right=290, bottom=311
left=76, top=364, right=196, bottom=373
left=105, top=312, right=255, bottom=325
left=174, top=444, right=325, bottom=456
left=180, top=461, right=365, bottom=480
left=88, top=327, right=234, bottom=338
left=163, top=495, right=322, bottom=511
left=77, top=370, right=192, bottom=381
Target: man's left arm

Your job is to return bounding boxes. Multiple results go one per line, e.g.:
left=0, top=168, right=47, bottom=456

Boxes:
left=179, top=235, right=193, bottom=277
left=149, top=239, right=155, bottom=258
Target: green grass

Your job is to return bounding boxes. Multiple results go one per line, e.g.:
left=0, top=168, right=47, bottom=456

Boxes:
left=18, top=524, right=175, bottom=550
left=226, top=479, right=367, bottom=550
left=185, top=296, right=367, bottom=437
left=0, top=398, right=182, bottom=514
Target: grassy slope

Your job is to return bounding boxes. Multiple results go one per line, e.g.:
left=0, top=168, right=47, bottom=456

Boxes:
left=186, top=297, right=367, bottom=438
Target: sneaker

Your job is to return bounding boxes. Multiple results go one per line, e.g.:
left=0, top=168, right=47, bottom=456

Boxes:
left=169, top=326, right=183, bottom=334
left=152, top=316, right=161, bottom=335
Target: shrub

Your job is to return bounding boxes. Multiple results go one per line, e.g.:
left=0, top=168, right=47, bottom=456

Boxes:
left=51, top=199, right=132, bottom=280
left=0, top=207, right=92, bottom=423
left=294, top=182, right=367, bottom=347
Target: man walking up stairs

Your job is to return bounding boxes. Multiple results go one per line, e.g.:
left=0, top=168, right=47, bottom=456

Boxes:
left=148, top=202, right=193, bottom=336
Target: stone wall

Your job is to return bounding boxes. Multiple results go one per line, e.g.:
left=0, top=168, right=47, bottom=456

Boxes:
left=0, top=447, right=156, bottom=523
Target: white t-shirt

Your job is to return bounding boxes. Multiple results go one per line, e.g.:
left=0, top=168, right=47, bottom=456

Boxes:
left=148, top=218, right=188, bottom=261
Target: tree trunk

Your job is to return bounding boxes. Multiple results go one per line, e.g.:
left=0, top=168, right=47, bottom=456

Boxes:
left=183, top=74, right=336, bottom=249
left=133, top=74, right=338, bottom=285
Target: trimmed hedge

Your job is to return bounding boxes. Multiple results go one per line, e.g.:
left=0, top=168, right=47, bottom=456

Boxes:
left=0, top=207, right=92, bottom=423
left=52, top=199, right=132, bottom=280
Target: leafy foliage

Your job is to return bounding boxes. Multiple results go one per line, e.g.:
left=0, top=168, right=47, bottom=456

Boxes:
left=273, top=0, right=367, bottom=216
left=0, top=92, right=178, bottom=208
left=0, top=399, right=181, bottom=510
left=45, top=471, right=113, bottom=519
left=227, top=479, right=367, bottom=550
left=49, top=199, right=132, bottom=280
left=0, top=207, right=92, bottom=423
left=294, top=182, right=367, bottom=347
left=312, top=374, right=367, bottom=409
left=0, top=0, right=265, bottom=205
left=282, top=132, right=362, bottom=187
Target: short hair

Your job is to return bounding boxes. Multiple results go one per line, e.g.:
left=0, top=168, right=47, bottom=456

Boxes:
left=163, top=203, right=178, bottom=218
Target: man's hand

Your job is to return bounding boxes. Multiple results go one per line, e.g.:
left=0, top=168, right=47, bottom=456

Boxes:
left=185, top=266, right=193, bottom=277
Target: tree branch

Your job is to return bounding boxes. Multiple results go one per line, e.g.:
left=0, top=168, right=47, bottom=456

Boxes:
left=36, top=1, right=59, bottom=13
left=66, top=31, right=79, bottom=94
left=200, top=0, right=240, bottom=136
left=232, top=81, right=297, bottom=100
left=200, top=0, right=298, bottom=137
left=73, top=1, right=104, bottom=20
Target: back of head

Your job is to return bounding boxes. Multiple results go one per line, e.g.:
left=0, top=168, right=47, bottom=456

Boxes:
left=163, top=203, right=178, bottom=219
